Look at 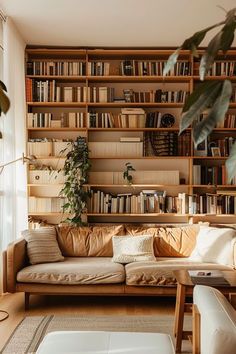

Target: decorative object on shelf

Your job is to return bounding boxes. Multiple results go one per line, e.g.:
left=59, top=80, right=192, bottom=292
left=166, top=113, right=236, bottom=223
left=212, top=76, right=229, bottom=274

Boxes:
left=160, top=113, right=175, bottom=128
left=0, top=153, right=37, bottom=175
left=123, top=162, right=135, bottom=185
left=60, top=137, right=91, bottom=226
left=164, top=6, right=236, bottom=181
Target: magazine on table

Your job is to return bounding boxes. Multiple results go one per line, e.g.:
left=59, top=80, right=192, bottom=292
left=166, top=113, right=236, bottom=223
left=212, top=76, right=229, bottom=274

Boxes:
left=188, top=270, right=229, bottom=286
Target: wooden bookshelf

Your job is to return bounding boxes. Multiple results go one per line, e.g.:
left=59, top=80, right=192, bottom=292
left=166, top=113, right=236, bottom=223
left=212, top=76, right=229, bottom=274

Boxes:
left=25, top=47, right=236, bottom=225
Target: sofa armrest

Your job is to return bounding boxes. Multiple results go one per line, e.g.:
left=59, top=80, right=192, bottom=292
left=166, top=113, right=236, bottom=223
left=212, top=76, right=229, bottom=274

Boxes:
left=6, top=238, right=27, bottom=292
left=2, top=250, right=7, bottom=293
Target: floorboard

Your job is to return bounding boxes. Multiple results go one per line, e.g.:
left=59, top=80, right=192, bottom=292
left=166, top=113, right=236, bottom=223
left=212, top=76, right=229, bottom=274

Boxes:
left=0, top=292, right=176, bottom=350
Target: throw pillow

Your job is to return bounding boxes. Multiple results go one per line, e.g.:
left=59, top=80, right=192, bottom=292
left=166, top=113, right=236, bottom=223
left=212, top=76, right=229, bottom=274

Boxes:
left=112, top=235, right=156, bottom=264
left=22, top=227, right=64, bottom=265
left=189, top=226, right=236, bottom=265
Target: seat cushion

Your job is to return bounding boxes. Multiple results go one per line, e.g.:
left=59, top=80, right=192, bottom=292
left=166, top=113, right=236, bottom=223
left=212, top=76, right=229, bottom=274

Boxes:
left=36, top=331, right=175, bottom=354
left=17, top=257, right=125, bottom=285
left=125, top=258, right=231, bottom=286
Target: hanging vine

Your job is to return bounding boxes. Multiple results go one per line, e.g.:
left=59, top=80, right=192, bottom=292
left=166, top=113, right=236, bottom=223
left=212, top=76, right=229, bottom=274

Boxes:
left=60, top=137, right=91, bottom=226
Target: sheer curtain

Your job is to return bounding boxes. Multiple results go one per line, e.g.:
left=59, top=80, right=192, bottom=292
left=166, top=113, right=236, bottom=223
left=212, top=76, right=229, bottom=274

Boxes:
left=0, top=17, right=27, bottom=251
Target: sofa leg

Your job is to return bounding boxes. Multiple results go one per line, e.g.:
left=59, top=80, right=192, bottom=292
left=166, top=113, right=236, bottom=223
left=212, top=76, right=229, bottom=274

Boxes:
left=25, top=293, right=30, bottom=311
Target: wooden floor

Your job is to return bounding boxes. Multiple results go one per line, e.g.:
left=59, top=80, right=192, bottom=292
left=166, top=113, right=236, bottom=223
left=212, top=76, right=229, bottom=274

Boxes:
left=0, top=292, right=176, bottom=351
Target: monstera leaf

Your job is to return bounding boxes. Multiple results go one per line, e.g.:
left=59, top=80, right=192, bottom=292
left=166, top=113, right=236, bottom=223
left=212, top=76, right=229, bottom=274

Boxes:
left=0, top=79, right=10, bottom=138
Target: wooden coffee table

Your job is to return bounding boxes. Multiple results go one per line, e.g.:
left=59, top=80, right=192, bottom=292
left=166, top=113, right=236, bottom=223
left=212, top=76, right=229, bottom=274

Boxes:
left=173, top=269, right=236, bottom=353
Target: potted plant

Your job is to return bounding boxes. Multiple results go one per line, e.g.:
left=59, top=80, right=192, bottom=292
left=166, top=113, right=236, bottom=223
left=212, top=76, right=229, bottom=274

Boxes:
left=60, top=137, right=91, bottom=226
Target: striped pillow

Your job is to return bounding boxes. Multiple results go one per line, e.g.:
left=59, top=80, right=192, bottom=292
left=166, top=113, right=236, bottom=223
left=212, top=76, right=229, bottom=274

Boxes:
left=22, top=227, right=64, bottom=264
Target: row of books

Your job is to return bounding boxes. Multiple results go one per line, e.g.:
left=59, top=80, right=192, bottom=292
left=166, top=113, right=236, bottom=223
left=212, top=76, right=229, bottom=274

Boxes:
left=28, top=197, right=65, bottom=213
left=27, top=112, right=86, bottom=128
left=208, top=137, right=235, bottom=157
left=123, top=89, right=189, bottom=103
left=120, top=60, right=191, bottom=76
left=26, top=61, right=86, bottom=76
left=28, top=139, right=72, bottom=157
left=192, top=165, right=236, bottom=185
left=144, top=131, right=191, bottom=156
left=26, top=79, right=88, bottom=102
left=177, top=193, right=236, bottom=215
left=89, top=190, right=167, bottom=214
left=88, top=87, right=115, bottom=102
left=88, top=62, right=110, bottom=76
left=194, top=61, right=236, bottom=77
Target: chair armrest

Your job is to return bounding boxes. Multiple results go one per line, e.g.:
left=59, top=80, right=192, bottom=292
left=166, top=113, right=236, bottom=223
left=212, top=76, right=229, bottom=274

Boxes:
left=6, top=238, right=27, bottom=292
left=229, top=293, right=236, bottom=310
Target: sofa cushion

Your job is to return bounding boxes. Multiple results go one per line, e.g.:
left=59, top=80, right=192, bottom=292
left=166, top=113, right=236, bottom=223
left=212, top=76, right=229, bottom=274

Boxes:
left=125, top=225, right=200, bottom=257
left=56, top=225, right=124, bottom=257
left=189, top=227, right=236, bottom=266
left=17, top=257, right=125, bottom=285
left=125, top=258, right=231, bottom=286
left=112, top=235, right=156, bottom=264
left=22, top=227, right=64, bottom=265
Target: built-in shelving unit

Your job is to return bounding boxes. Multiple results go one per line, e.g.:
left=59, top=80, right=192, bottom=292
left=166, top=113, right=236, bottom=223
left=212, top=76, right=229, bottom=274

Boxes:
left=25, top=47, right=236, bottom=226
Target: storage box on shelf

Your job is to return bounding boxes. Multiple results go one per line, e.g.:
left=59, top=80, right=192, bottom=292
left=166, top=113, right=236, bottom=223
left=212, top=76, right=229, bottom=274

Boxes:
left=25, top=47, right=236, bottom=225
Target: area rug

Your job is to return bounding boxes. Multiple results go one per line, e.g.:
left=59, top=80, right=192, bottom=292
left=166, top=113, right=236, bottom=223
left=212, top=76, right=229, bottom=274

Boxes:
left=1, top=314, right=192, bottom=354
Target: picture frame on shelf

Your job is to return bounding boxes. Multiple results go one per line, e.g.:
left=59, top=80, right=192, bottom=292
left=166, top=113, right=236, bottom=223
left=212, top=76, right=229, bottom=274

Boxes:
left=211, top=147, right=221, bottom=157
left=194, top=139, right=207, bottom=157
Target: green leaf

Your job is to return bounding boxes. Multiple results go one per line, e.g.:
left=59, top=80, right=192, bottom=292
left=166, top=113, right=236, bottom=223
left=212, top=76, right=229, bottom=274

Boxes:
left=199, top=31, right=222, bottom=80
left=193, top=80, right=232, bottom=146
left=226, top=142, right=236, bottom=183
left=221, top=20, right=236, bottom=53
left=180, top=81, right=222, bottom=134
left=0, top=88, right=10, bottom=114
left=181, top=21, right=224, bottom=50
left=0, top=80, right=7, bottom=92
left=163, top=48, right=180, bottom=76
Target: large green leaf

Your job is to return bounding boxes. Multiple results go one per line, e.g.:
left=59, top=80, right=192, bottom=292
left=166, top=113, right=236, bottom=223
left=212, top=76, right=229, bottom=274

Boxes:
left=181, top=22, right=224, bottom=51
left=183, top=80, right=221, bottom=113
left=0, top=88, right=10, bottom=114
left=0, top=80, right=7, bottom=92
left=199, top=31, right=222, bottom=80
left=179, top=81, right=222, bottom=134
left=221, top=20, right=236, bottom=53
left=163, top=48, right=180, bottom=76
left=226, top=142, right=236, bottom=183
left=193, top=80, right=232, bottom=146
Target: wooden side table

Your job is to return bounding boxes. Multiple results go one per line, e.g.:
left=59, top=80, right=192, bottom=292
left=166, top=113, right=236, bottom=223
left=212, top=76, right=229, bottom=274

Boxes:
left=173, top=269, right=236, bottom=353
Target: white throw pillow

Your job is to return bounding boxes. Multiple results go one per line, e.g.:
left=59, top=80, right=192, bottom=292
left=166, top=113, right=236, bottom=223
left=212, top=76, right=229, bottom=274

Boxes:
left=112, top=235, right=156, bottom=264
left=189, top=227, right=236, bottom=265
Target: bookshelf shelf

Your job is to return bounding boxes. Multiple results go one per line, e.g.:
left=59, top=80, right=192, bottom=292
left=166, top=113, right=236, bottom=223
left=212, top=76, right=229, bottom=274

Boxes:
left=87, top=75, right=192, bottom=83
left=27, top=127, right=87, bottom=131
left=27, top=102, right=87, bottom=107
left=25, top=46, right=236, bottom=226
left=26, top=75, right=86, bottom=81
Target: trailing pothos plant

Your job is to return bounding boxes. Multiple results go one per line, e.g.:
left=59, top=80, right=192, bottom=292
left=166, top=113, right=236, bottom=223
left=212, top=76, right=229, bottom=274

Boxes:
left=60, top=137, right=91, bottom=226
left=164, top=6, right=236, bottom=182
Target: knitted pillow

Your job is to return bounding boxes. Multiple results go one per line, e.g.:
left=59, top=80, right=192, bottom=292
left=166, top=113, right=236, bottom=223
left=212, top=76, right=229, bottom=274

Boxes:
left=112, top=235, right=156, bottom=264
left=22, top=227, right=64, bottom=265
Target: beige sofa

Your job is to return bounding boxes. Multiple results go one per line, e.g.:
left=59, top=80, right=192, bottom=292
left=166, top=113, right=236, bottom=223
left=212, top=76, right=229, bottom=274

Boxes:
left=3, top=224, right=236, bottom=309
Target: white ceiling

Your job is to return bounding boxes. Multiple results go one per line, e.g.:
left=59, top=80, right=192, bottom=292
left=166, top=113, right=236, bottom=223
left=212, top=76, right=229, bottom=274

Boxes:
left=0, top=0, right=235, bottom=47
